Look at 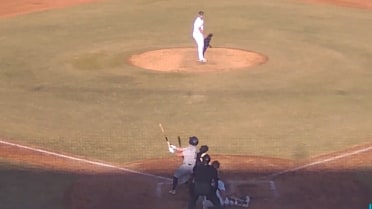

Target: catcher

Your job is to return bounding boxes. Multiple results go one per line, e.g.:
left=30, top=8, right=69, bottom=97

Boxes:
left=202, top=161, right=251, bottom=208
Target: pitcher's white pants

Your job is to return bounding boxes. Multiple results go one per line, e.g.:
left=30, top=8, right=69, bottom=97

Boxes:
left=193, top=32, right=205, bottom=61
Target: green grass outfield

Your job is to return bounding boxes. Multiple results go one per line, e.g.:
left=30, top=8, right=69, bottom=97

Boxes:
left=0, top=0, right=372, bottom=163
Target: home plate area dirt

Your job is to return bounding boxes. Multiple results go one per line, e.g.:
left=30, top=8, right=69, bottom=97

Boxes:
left=1, top=142, right=372, bottom=209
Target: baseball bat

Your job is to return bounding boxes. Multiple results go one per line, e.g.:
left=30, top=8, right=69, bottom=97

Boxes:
left=159, top=123, right=169, bottom=144
left=177, top=136, right=182, bottom=147
left=159, top=123, right=173, bottom=153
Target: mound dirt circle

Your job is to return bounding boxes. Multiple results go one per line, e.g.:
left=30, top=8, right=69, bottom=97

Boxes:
left=129, top=47, right=267, bottom=72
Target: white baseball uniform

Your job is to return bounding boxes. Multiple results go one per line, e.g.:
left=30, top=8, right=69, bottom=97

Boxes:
left=193, top=15, right=205, bottom=62
left=173, top=145, right=197, bottom=182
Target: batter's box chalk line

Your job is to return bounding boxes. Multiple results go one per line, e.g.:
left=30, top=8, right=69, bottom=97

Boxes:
left=228, top=179, right=278, bottom=200
left=155, top=179, right=278, bottom=200
left=156, top=182, right=169, bottom=198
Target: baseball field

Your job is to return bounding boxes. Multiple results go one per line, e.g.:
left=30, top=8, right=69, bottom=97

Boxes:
left=0, top=0, right=371, bottom=209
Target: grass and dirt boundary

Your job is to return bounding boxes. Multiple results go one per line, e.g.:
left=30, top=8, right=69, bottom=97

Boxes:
left=1, top=0, right=371, bottom=209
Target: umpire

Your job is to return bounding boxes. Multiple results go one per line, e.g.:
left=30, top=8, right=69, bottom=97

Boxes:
left=194, top=145, right=209, bottom=170
left=188, top=154, right=221, bottom=209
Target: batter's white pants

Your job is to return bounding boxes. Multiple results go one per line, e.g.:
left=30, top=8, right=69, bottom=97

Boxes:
left=174, top=163, right=194, bottom=184
left=193, top=32, right=205, bottom=61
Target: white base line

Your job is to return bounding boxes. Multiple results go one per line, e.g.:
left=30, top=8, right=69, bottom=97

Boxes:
left=0, top=139, right=171, bottom=182
left=267, top=144, right=372, bottom=179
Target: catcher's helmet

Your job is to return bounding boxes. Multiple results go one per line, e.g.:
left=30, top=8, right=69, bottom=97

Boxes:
left=211, top=160, right=220, bottom=169
left=189, top=136, right=199, bottom=146
left=201, top=154, right=211, bottom=165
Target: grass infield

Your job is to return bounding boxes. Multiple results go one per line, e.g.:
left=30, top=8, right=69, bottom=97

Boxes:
left=0, top=0, right=371, bottom=163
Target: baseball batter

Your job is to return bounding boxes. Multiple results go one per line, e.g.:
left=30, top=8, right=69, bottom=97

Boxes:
left=193, top=11, right=206, bottom=63
left=169, top=136, right=199, bottom=195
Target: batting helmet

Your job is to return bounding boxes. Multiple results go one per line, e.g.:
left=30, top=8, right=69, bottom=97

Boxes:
left=189, top=136, right=199, bottom=146
left=201, top=154, right=211, bottom=165
left=199, top=145, right=209, bottom=154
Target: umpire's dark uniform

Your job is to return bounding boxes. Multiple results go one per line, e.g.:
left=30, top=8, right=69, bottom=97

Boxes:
left=189, top=145, right=209, bottom=195
left=188, top=154, right=221, bottom=209
left=193, top=145, right=209, bottom=172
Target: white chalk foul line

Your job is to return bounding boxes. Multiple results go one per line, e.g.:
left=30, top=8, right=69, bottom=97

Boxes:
left=267, top=144, right=372, bottom=179
left=0, top=139, right=171, bottom=182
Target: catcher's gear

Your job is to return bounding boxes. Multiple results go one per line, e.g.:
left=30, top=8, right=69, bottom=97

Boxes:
left=211, top=160, right=220, bottom=169
left=189, top=136, right=199, bottom=146
left=225, top=196, right=250, bottom=207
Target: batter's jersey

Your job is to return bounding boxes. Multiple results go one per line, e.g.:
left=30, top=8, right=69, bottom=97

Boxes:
left=182, top=145, right=197, bottom=166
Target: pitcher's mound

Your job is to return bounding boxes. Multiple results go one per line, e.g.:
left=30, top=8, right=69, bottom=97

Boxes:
left=129, top=47, right=267, bottom=72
